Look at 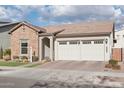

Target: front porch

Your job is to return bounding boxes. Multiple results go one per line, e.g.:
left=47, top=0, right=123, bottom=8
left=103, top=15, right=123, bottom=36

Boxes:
left=39, top=36, right=54, bottom=61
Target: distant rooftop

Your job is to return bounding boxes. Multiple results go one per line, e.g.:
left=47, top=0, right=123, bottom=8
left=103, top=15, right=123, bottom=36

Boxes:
left=0, top=19, right=11, bottom=23
left=0, top=19, right=12, bottom=26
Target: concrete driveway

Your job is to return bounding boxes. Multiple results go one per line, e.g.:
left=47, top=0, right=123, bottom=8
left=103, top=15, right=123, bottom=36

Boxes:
left=38, top=61, right=106, bottom=71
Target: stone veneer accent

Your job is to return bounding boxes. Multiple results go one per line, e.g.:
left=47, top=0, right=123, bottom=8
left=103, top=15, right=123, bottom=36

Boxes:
left=10, top=25, right=39, bottom=59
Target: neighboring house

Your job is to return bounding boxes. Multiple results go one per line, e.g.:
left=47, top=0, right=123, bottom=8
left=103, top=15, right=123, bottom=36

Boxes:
left=114, top=29, right=124, bottom=48
left=0, top=21, right=10, bottom=26
left=0, top=21, right=20, bottom=50
left=9, top=21, right=114, bottom=61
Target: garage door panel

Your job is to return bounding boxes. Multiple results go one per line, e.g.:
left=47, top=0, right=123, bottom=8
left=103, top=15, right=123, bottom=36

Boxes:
left=67, top=45, right=80, bottom=60
left=57, top=41, right=68, bottom=60
left=57, top=41, right=80, bottom=60
left=81, top=40, right=104, bottom=61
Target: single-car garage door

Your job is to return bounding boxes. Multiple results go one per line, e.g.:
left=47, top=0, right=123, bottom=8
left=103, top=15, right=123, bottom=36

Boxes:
left=56, top=39, right=105, bottom=61
left=81, top=40, right=105, bottom=61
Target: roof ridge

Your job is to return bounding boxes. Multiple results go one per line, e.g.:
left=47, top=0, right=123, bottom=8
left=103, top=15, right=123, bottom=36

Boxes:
left=43, top=20, right=114, bottom=28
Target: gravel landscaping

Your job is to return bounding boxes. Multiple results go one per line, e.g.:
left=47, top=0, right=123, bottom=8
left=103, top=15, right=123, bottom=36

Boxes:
left=0, top=75, right=123, bottom=88
left=30, top=81, right=107, bottom=88
left=30, top=76, right=124, bottom=88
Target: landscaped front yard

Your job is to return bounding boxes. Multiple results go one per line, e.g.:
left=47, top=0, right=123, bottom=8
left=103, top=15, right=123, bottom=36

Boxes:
left=0, top=61, right=27, bottom=67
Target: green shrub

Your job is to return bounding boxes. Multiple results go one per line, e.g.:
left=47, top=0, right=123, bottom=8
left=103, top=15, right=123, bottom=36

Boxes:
left=112, top=65, right=121, bottom=70
left=21, top=56, right=28, bottom=60
left=4, top=49, right=11, bottom=56
left=0, top=47, right=3, bottom=59
left=105, top=64, right=112, bottom=68
left=20, top=56, right=28, bottom=63
left=3, top=55, right=11, bottom=61
left=13, top=56, right=20, bottom=62
left=109, top=59, right=118, bottom=67
left=105, top=59, right=121, bottom=70
left=32, top=56, right=39, bottom=62
left=3, top=49, right=11, bottom=61
left=13, top=56, right=19, bottom=59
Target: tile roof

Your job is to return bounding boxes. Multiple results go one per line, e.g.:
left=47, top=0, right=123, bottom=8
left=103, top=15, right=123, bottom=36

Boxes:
left=43, top=21, right=114, bottom=36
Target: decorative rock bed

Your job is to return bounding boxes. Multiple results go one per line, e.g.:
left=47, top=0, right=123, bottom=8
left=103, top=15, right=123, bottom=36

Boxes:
left=30, top=76, right=124, bottom=88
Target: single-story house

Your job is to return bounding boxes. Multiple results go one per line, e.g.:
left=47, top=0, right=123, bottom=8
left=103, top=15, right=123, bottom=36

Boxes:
left=0, top=21, right=20, bottom=50
left=9, top=21, right=114, bottom=62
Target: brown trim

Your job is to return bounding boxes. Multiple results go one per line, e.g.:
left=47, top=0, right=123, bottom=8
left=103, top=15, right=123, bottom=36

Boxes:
left=39, top=33, right=53, bottom=36
left=56, top=32, right=111, bottom=38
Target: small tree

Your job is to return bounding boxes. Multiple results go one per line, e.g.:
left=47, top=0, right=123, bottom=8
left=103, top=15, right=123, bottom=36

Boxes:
left=0, top=47, right=3, bottom=59
left=3, top=49, right=11, bottom=61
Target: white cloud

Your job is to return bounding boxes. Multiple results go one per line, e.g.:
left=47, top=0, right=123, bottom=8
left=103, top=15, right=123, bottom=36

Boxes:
left=0, top=5, right=41, bottom=21
left=114, top=6, right=124, bottom=30
left=37, top=5, right=114, bottom=24
left=51, top=5, right=114, bottom=17
left=0, top=6, right=24, bottom=21
left=0, top=5, right=116, bottom=26
left=0, top=6, right=8, bottom=19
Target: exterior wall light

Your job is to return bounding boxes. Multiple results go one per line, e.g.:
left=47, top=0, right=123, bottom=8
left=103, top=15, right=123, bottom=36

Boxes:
left=105, top=39, right=108, bottom=44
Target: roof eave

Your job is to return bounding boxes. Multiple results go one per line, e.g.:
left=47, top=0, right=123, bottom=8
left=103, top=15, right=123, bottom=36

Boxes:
left=56, top=32, right=111, bottom=37
left=9, top=22, right=45, bottom=34
left=39, top=33, right=53, bottom=36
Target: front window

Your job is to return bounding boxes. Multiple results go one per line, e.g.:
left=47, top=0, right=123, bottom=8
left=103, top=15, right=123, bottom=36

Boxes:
left=69, top=41, right=79, bottom=45
left=82, top=40, right=91, bottom=44
left=94, top=40, right=104, bottom=44
left=59, top=41, right=67, bottom=45
left=20, top=40, right=28, bottom=54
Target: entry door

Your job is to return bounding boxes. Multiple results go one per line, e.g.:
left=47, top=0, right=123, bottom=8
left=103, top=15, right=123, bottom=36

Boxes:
left=57, top=41, right=80, bottom=60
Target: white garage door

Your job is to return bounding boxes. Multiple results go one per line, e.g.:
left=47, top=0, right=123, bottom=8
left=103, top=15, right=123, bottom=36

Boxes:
left=81, top=40, right=105, bottom=61
left=57, top=41, right=80, bottom=60
left=57, top=39, right=105, bottom=61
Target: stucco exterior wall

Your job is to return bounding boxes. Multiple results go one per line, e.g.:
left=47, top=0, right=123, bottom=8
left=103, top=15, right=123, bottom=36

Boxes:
left=115, top=30, right=124, bottom=48
left=11, top=25, right=39, bottom=59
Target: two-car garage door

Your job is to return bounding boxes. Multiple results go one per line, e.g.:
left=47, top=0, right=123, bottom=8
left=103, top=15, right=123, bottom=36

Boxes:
left=56, top=39, right=105, bottom=61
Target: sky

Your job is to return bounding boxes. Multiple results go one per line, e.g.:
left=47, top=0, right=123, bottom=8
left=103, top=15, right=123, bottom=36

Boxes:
left=0, top=5, right=124, bottom=30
